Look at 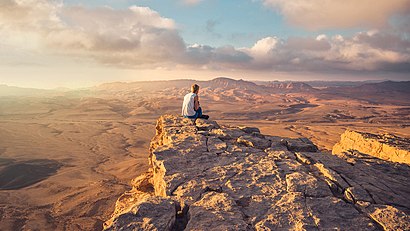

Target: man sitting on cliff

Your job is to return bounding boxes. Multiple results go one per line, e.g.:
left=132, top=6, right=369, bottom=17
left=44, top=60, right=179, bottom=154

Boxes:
left=182, top=84, right=209, bottom=120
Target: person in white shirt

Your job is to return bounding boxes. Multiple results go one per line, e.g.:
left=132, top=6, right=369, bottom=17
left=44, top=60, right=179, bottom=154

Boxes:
left=182, top=84, right=209, bottom=119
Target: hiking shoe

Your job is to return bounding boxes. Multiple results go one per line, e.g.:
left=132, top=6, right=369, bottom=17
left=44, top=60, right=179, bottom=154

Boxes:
left=200, top=115, right=209, bottom=120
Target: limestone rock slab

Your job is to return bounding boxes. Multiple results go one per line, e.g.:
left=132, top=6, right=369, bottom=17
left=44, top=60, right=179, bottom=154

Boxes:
left=105, top=115, right=410, bottom=230
left=333, top=130, right=410, bottom=164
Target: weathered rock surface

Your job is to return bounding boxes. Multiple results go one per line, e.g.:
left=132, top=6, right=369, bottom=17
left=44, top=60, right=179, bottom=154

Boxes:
left=105, top=197, right=176, bottom=231
left=333, top=129, right=410, bottom=164
left=105, top=115, right=410, bottom=231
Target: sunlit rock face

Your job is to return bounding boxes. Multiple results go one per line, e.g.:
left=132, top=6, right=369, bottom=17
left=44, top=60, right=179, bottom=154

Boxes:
left=333, top=129, right=410, bottom=165
left=104, top=115, right=410, bottom=231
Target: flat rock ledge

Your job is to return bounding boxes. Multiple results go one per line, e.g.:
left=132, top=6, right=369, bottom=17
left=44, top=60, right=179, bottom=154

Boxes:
left=104, top=115, right=410, bottom=231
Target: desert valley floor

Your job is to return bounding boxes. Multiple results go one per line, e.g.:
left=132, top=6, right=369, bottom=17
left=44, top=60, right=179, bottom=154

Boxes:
left=0, top=78, right=409, bottom=230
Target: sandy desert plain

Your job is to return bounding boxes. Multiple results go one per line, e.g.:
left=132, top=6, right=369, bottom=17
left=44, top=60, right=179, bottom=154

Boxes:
left=0, top=77, right=409, bottom=230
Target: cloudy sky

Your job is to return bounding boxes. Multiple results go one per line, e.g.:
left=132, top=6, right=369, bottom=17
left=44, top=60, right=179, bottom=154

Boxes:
left=1, top=0, right=409, bottom=88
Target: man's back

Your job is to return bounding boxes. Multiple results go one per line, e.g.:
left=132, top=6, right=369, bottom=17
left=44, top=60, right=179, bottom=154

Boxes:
left=182, top=92, right=196, bottom=117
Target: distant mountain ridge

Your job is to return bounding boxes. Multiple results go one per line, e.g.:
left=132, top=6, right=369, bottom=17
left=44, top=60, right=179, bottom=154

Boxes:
left=3, top=78, right=409, bottom=97
left=95, top=77, right=318, bottom=94
left=265, top=82, right=316, bottom=92
left=302, top=80, right=388, bottom=88
left=322, top=81, right=410, bottom=96
left=204, top=77, right=261, bottom=91
left=0, top=84, right=54, bottom=96
left=353, top=81, right=410, bottom=93
left=93, top=78, right=410, bottom=105
left=320, top=80, right=410, bottom=105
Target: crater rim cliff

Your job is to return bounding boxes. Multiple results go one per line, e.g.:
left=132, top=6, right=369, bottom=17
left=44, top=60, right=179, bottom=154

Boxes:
left=104, top=115, right=410, bottom=231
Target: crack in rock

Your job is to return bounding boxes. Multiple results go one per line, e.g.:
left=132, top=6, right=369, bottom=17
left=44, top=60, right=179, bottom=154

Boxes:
left=172, top=202, right=190, bottom=231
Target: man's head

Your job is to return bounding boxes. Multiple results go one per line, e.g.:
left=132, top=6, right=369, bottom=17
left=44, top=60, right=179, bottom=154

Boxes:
left=191, top=84, right=200, bottom=94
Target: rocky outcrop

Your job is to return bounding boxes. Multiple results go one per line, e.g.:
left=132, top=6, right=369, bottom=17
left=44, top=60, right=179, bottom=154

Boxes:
left=333, top=130, right=410, bottom=165
left=104, top=115, right=410, bottom=230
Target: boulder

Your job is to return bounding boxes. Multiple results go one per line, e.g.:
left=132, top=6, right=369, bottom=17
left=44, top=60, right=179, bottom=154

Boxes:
left=284, top=138, right=318, bottom=152
left=105, top=197, right=176, bottom=231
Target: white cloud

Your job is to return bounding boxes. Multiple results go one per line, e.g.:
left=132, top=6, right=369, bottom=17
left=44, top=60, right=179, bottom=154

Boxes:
left=181, top=0, right=203, bottom=6
left=0, top=0, right=185, bottom=67
left=0, top=0, right=61, bottom=29
left=0, top=0, right=409, bottom=76
left=262, top=0, right=410, bottom=30
left=316, top=34, right=327, bottom=41
left=239, top=31, right=410, bottom=73
left=250, top=36, right=279, bottom=56
left=180, top=44, right=252, bottom=69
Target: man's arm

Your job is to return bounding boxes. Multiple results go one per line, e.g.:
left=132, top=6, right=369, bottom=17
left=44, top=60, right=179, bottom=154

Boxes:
left=194, top=95, right=199, bottom=111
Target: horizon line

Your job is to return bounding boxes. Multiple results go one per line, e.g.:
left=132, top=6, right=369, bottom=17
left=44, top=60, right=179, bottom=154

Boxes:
left=0, top=77, right=404, bottom=91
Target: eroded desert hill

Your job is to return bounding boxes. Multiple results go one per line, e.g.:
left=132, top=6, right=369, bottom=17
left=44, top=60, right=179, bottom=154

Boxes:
left=104, top=115, right=410, bottom=231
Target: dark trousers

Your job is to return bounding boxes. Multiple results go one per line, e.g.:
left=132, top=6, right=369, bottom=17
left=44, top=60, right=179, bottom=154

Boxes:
left=186, top=107, right=202, bottom=119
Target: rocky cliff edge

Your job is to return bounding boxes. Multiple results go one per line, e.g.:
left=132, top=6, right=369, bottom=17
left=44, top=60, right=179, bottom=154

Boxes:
left=333, top=130, right=410, bottom=165
left=104, top=115, right=410, bottom=231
